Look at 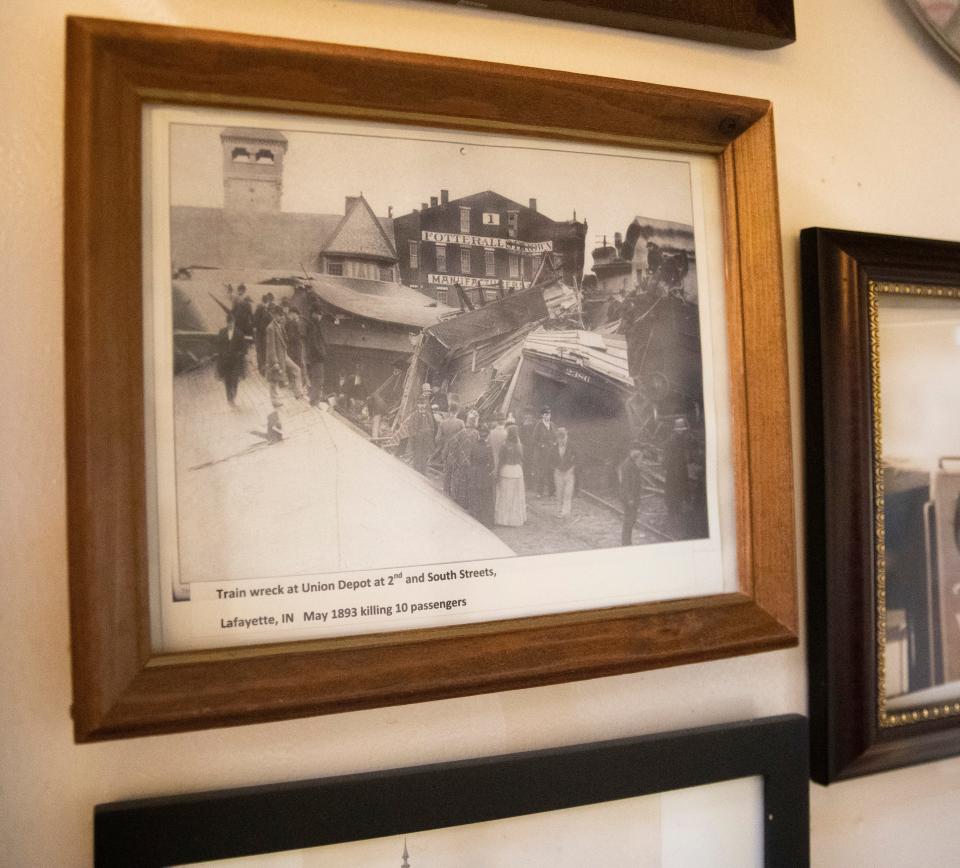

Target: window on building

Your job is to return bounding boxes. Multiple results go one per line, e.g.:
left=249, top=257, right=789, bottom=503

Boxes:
left=460, top=207, right=471, bottom=233
left=460, top=247, right=472, bottom=274
left=436, top=288, right=448, bottom=304
left=231, top=147, right=251, bottom=162
left=255, top=149, right=275, bottom=164
left=436, top=244, right=447, bottom=273
left=507, top=210, right=519, bottom=239
left=379, top=265, right=394, bottom=282
left=509, top=255, right=519, bottom=278
left=326, top=259, right=344, bottom=276
left=484, top=248, right=496, bottom=277
left=409, top=240, right=419, bottom=269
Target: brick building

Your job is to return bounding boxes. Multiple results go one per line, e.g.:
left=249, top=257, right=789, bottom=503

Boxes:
left=392, top=190, right=586, bottom=306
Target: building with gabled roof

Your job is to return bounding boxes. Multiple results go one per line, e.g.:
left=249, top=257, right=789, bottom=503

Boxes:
left=317, top=194, right=399, bottom=283
left=168, top=129, right=423, bottom=400
left=171, top=130, right=396, bottom=275
left=170, top=200, right=396, bottom=275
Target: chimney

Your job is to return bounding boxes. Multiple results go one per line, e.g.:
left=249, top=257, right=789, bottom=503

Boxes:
left=441, top=189, right=449, bottom=205
left=430, top=196, right=439, bottom=208
left=421, top=202, right=428, bottom=211
left=614, top=232, right=623, bottom=254
left=529, top=198, right=537, bottom=212
left=388, top=205, right=393, bottom=218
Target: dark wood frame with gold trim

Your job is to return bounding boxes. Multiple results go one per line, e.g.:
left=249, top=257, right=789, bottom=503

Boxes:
left=802, top=227, right=960, bottom=783
left=65, top=16, right=797, bottom=741
left=415, top=0, right=796, bottom=50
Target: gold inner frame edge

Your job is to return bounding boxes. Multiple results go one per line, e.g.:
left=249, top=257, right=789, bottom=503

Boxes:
left=872, top=281, right=960, bottom=728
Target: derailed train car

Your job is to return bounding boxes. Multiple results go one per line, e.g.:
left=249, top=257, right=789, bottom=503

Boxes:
left=503, top=288, right=705, bottom=533
left=391, top=256, right=580, bottom=427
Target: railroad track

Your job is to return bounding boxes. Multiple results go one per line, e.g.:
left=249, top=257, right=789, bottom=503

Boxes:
left=577, top=487, right=676, bottom=543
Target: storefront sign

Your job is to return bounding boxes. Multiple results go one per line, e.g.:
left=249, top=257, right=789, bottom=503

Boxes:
left=422, top=230, right=552, bottom=253
left=427, top=273, right=525, bottom=290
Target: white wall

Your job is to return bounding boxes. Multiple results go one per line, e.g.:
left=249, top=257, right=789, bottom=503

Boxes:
left=2, top=0, right=959, bottom=864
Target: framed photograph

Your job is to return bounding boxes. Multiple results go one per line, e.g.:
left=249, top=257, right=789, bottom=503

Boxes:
left=93, top=715, right=809, bottom=867
left=65, top=17, right=797, bottom=741
left=414, top=0, right=796, bottom=49
left=802, top=227, right=960, bottom=783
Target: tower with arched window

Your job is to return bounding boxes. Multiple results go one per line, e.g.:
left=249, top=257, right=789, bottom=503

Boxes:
left=220, top=127, right=288, bottom=211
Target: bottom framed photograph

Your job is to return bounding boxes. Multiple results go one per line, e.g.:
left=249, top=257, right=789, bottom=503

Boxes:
left=94, top=715, right=808, bottom=867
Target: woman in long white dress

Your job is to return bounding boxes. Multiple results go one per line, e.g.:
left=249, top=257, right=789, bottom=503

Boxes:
left=495, top=425, right=526, bottom=526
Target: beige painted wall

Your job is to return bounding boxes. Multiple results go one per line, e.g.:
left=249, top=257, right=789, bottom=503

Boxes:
left=2, top=0, right=960, bottom=864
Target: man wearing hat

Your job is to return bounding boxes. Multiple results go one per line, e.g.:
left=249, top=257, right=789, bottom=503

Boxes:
left=663, top=417, right=693, bottom=537
left=531, top=406, right=558, bottom=497
left=552, top=427, right=578, bottom=518
left=215, top=310, right=247, bottom=406
left=304, top=303, right=327, bottom=406
left=264, top=303, right=303, bottom=403
left=435, top=400, right=465, bottom=486
left=618, top=439, right=646, bottom=545
left=253, top=292, right=274, bottom=374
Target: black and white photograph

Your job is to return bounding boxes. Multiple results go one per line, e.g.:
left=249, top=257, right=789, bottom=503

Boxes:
left=877, top=284, right=960, bottom=713
left=143, top=108, right=734, bottom=652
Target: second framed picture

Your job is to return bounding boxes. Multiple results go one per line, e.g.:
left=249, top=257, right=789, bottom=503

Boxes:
left=94, top=715, right=809, bottom=867
left=65, top=18, right=796, bottom=740
left=803, top=227, right=960, bottom=782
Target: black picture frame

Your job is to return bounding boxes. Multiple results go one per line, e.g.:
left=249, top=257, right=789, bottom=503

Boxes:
left=802, top=227, right=960, bottom=783
left=94, top=715, right=808, bottom=866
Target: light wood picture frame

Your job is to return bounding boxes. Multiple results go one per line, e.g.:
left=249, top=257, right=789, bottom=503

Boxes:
left=65, top=16, right=796, bottom=741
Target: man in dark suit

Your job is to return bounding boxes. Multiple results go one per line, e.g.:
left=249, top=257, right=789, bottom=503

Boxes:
left=531, top=407, right=558, bottom=497
left=618, top=440, right=646, bottom=545
left=216, top=311, right=248, bottom=405
left=663, top=417, right=693, bottom=537
left=283, top=303, right=309, bottom=393
left=253, top=292, right=274, bottom=374
left=304, top=306, right=327, bottom=405
left=232, top=283, right=255, bottom=338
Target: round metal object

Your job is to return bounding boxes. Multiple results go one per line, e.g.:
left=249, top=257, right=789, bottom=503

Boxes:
left=905, top=0, right=960, bottom=66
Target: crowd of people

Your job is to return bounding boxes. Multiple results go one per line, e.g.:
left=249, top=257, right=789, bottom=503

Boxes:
left=618, top=417, right=704, bottom=543
left=214, top=283, right=327, bottom=408
left=395, top=386, right=704, bottom=545
left=212, top=285, right=703, bottom=545
left=398, top=396, right=580, bottom=530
